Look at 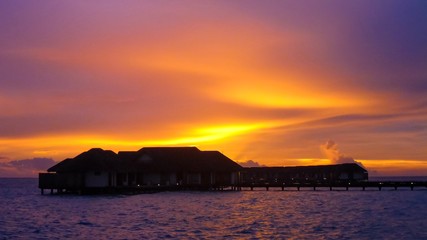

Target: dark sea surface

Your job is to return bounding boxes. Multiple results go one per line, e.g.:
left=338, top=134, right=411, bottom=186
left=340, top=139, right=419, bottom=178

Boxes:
left=1, top=178, right=427, bottom=239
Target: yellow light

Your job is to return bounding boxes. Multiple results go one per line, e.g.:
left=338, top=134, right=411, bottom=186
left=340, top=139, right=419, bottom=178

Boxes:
left=0, top=122, right=277, bottom=160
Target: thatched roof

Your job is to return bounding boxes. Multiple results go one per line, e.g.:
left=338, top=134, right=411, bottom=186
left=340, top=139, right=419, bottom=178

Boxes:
left=48, top=148, right=118, bottom=173
left=200, top=151, right=243, bottom=172
left=118, top=147, right=242, bottom=173
left=48, top=147, right=242, bottom=173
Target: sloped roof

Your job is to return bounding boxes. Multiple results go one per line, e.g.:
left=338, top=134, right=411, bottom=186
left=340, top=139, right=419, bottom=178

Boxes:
left=118, top=147, right=243, bottom=172
left=244, top=163, right=367, bottom=173
left=48, top=148, right=118, bottom=173
left=48, top=147, right=242, bottom=173
left=46, top=158, right=74, bottom=173
left=200, top=151, right=243, bottom=172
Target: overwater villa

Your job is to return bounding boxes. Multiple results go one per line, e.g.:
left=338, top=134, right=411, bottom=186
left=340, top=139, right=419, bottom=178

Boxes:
left=39, top=147, right=242, bottom=194
left=39, top=147, right=369, bottom=194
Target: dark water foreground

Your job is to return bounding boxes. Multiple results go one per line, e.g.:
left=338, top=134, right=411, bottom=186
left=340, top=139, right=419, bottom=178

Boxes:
left=1, top=178, right=426, bottom=239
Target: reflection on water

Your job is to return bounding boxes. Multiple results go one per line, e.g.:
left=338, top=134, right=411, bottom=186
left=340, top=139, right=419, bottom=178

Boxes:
left=0, top=178, right=426, bottom=239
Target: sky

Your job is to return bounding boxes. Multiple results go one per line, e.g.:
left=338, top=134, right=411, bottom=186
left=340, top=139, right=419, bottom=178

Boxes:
left=1, top=1, right=426, bottom=177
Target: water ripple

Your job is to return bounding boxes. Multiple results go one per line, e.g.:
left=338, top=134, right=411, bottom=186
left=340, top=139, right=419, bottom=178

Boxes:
left=1, top=179, right=427, bottom=239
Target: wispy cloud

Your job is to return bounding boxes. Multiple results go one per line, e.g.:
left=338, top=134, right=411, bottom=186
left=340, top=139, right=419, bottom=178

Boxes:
left=320, top=140, right=359, bottom=165
left=0, top=1, right=426, bottom=175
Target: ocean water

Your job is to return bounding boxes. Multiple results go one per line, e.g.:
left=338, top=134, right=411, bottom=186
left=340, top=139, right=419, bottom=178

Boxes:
left=1, top=178, right=426, bottom=239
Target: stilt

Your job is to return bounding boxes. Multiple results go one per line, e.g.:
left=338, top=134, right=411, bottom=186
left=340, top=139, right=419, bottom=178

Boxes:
left=313, top=186, right=316, bottom=191
left=250, top=186, right=253, bottom=191
left=330, top=186, right=332, bottom=191
left=297, top=186, right=300, bottom=191
left=50, top=189, right=53, bottom=194
left=41, top=189, right=44, bottom=195
left=281, top=186, right=284, bottom=191
left=379, top=186, right=382, bottom=191
left=362, top=186, right=365, bottom=191
left=266, top=186, right=269, bottom=191
left=346, top=186, right=349, bottom=191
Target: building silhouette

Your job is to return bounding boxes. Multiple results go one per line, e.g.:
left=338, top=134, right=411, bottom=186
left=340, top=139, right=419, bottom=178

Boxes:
left=39, top=147, right=368, bottom=194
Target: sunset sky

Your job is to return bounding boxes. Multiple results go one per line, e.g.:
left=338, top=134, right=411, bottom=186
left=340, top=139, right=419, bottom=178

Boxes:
left=1, top=1, right=426, bottom=177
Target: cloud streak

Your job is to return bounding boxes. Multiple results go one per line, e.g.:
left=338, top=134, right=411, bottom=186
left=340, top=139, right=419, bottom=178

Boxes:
left=0, top=1, right=426, bottom=175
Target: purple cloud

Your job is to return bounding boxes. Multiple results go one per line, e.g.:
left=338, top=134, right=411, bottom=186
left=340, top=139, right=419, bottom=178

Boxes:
left=0, top=158, right=56, bottom=177
left=238, top=160, right=266, bottom=168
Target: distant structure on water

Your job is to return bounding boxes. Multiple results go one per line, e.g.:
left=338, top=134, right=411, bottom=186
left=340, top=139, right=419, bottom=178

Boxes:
left=39, top=147, right=369, bottom=194
left=240, top=164, right=368, bottom=185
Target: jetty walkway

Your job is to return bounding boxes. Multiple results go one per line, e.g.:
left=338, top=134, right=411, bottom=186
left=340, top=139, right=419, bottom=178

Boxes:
left=41, top=181, right=427, bottom=195
left=235, top=181, right=427, bottom=191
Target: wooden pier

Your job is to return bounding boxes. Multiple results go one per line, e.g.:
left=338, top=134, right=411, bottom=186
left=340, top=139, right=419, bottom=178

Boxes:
left=40, top=181, right=427, bottom=195
left=236, top=181, right=427, bottom=191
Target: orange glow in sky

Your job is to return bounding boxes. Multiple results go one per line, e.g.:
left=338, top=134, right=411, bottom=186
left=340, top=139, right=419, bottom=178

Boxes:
left=0, top=1, right=426, bottom=177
